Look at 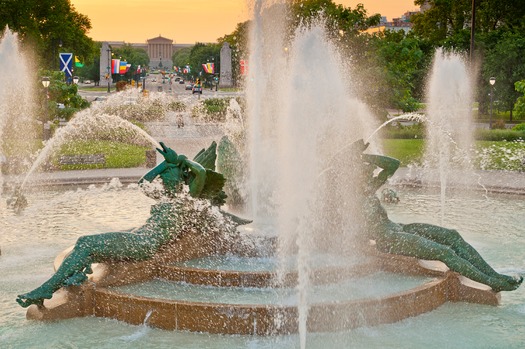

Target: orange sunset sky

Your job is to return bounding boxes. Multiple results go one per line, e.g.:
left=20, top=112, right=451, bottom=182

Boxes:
left=70, top=0, right=418, bottom=44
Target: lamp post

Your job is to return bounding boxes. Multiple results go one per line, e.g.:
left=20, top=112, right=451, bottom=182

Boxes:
left=41, top=77, right=51, bottom=140
left=106, top=48, right=111, bottom=93
left=489, top=77, right=495, bottom=129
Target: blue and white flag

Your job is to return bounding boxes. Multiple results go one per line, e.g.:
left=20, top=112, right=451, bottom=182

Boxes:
left=59, top=53, right=73, bottom=77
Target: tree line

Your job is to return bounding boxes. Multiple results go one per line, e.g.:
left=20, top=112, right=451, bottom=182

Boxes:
left=2, top=0, right=525, bottom=120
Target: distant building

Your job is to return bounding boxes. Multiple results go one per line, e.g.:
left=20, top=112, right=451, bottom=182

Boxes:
left=106, top=36, right=192, bottom=70
left=366, top=8, right=421, bottom=34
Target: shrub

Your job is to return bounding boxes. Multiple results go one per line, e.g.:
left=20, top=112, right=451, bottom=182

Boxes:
left=380, top=123, right=425, bottom=139
left=474, top=129, right=525, bottom=141
left=492, top=119, right=506, bottom=129
left=116, top=81, right=127, bottom=91
left=512, top=123, right=525, bottom=131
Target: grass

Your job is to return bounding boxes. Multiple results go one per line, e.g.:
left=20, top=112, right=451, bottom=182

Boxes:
left=381, top=138, right=525, bottom=171
left=382, top=139, right=425, bottom=166
left=54, top=140, right=150, bottom=170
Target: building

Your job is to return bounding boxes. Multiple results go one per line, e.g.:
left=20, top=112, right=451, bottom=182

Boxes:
left=366, top=8, right=421, bottom=34
left=107, top=36, right=192, bottom=70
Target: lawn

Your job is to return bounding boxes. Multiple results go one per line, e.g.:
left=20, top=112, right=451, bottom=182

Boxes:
left=54, top=140, right=150, bottom=170
left=381, top=138, right=525, bottom=171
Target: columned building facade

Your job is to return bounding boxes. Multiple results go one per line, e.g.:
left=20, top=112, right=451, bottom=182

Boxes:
left=147, top=36, right=174, bottom=69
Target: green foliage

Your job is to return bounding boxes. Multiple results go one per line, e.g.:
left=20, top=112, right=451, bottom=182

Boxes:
left=167, top=101, right=186, bottom=112
left=39, top=70, right=89, bottom=122
left=202, top=98, right=229, bottom=121
left=54, top=140, right=149, bottom=170
left=172, top=47, right=191, bottom=70
left=380, top=123, right=426, bottom=139
left=515, top=80, right=525, bottom=117
left=482, top=32, right=525, bottom=121
left=382, top=138, right=525, bottom=171
left=371, top=31, right=431, bottom=112
left=189, top=43, right=221, bottom=80
left=474, top=129, right=525, bottom=141
left=511, top=123, right=525, bottom=131
left=475, top=140, right=525, bottom=171
left=0, top=0, right=96, bottom=70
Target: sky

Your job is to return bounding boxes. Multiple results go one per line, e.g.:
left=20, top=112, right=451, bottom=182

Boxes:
left=70, top=0, right=418, bottom=44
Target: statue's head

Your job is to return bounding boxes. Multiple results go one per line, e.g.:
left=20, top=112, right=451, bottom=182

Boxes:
left=157, top=142, right=185, bottom=165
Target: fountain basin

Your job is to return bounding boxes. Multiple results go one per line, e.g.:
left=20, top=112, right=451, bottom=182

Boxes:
left=27, top=231, right=499, bottom=335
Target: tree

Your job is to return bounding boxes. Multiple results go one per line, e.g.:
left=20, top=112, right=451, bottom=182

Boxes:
left=515, top=80, right=525, bottom=118
left=0, top=0, right=96, bottom=69
left=482, top=32, right=525, bottom=121
left=188, top=43, right=221, bottom=84
left=172, top=47, right=192, bottom=71
left=112, top=44, right=149, bottom=68
left=371, top=31, right=431, bottom=112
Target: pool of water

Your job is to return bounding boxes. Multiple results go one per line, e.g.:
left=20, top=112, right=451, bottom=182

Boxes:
left=111, top=272, right=432, bottom=305
left=170, top=253, right=352, bottom=272
left=1, top=183, right=524, bottom=348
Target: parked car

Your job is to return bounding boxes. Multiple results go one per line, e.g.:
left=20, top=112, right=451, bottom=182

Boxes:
left=185, top=84, right=193, bottom=91
left=179, top=79, right=185, bottom=84
left=83, top=80, right=92, bottom=84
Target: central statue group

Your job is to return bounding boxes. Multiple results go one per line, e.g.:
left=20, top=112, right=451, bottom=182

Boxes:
left=16, top=139, right=522, bottom=308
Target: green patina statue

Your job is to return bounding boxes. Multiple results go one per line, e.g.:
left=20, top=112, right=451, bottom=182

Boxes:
left=16, top=141, right=248, bottom=308
left=353, top=139, right=522, bottom=292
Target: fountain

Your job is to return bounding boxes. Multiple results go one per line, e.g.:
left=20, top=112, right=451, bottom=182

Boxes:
left=1, top=3, right=525, bottom=349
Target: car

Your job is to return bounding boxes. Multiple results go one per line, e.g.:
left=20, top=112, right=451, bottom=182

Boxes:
left=83, top=80, right=92, bottom=84
left=179, top=79, right=185, bottom=84
left=185, top=84, right=193, bottom=91
left=151, top=78, right=157, bottom=82
left=192, top=85, right=202, bottom=94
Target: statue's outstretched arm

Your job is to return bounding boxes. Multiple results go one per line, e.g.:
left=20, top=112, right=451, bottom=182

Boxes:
left=139, top=161, right=168, bottom=184
left=361, top=154, right=400, bottom=189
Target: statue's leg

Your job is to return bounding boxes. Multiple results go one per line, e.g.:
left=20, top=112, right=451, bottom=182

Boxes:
left=16, top=231, right=160, bottom=308
left=402, top=223, right=521, bottom=285
left=375, top=230, right=521, bottom=292
left=16, top=241, right=93, bottom=307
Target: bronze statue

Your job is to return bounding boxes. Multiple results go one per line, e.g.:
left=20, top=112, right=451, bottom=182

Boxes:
left=353, top=139, right=522, bottom=292
left=16, top=142, right=246, bottom=308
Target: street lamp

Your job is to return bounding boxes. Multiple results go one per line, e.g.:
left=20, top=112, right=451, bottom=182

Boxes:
left=41, top=76, right=50, bottom=89
left=489, top=77, right=495, bottom=129
left=41, top=77, right=51, bottom=140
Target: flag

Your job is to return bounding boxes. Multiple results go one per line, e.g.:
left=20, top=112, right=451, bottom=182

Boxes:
left=136, top=65, right=141, bottom=74
left=119, top=61, right=127, bottom=74
left=125, top=63, right=131, bottom=73
left=74, top=56, right=84, bottom=68
left=202, top=63, right=214, bottom=74
left=59, top=53, right=73, bottom=77
left=111, top=59, right=120, bottom=74
left=240, top=60, right=248, bottom=75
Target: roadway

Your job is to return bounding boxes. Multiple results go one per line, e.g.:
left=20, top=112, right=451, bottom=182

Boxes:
left=78, top=76, right=242, bottom=102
